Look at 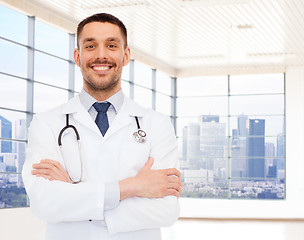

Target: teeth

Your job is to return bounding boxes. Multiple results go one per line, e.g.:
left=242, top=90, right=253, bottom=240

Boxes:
left=93, top=66, right=110, bottom=71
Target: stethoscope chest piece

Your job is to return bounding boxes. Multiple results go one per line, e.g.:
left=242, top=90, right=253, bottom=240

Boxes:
left=133, top=129, right=146, bottom=143
left=133, top=116, right=146, bottom=143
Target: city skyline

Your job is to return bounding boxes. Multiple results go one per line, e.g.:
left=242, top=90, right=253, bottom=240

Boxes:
left=0, top=114, right=27, bottom=208
left=180, top=114, right=285, bottom=199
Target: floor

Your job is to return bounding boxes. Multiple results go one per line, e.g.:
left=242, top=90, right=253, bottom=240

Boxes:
left=161, top=218, right=304, bottom=240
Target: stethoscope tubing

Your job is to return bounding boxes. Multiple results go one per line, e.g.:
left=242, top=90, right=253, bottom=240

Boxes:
left=57, top=114, right=147, bottom=183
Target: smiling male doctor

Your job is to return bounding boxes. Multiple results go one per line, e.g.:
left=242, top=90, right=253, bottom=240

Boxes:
left=22, top=13, right=182, bottom=240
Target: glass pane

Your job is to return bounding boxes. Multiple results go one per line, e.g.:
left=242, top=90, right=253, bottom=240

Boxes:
left=230, top=73, right=284, bottom=95
left=177, top=116, right=229, bottom=138
left=134, top=61, right=152, bottom=88
left=229, top=115, right=285, bottom=137
left=34, top=83, right=68, bottom=113
left=179, top=123, right=228, bottom=167
left=156, top=71, right=171, bottom=95
left=177, top=96, right=228, bottom=116
left=230, top=94, right=284, bottom=115
left=0, top=174, right=28, bottom=208
left=75, top=66, right=83, bottom=93
left=0, top=140, right=26, bottom=174
left=35, top=19, right=69, bottom=59
left=34, top=51, right=69, bottom=88
left=230, top=179, right=285, bottom=199
left=0, top=5, right=27, bottom=44
left=231, top=159, right=285, bottom=180
left=121, top=80, right=130, bottom=98
left=0, top=74, right=27, bottom=111
left=134, top=85, right=152, bottom=108
left=177, top=76, right=228, bottom=97
left=0, top=109, right=26, bottom=141
left=231, top=136, right=282, bottom=158
left=156, top=93, right=171, bottom=116
left=181, top=166, right=229, bottom=199
left=178, top=117, right=229, bottom=199
left=121, top=64, right=129, bottom=81
left=231, top=135, right=285, bottom=181
left=0, top=39, right=27, bottom=78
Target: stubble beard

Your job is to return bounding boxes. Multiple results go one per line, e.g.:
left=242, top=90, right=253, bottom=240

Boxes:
left=83, top=73, right=121, bottom=93
left=81, top=61, right=122, bottom=94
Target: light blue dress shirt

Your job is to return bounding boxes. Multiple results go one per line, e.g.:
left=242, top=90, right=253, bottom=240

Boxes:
left=79, top=89, right=124, bottom=212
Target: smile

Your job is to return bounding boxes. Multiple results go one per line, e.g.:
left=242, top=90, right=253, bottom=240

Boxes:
left=92, top=66, right=110, bottom=71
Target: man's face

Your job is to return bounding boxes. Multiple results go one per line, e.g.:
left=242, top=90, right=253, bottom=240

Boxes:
left=74, top=22, right=130, bottom=96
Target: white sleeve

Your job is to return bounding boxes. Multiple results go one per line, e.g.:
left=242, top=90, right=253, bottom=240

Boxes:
left=22, top=114, right=105, bottom=223
left=104, top=114, right=180, bottom=235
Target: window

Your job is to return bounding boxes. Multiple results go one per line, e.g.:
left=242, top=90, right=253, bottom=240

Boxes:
left=0, top=5, right=29, bottom=208
left=134, top=85, right=152, bottom=109
left=0, top=110, right=27, bottom=208
left=35, top=19, right=69, bottom=59
left=134, top=61, right=152, bottom=88
left=0, top=5, right=74, bottom=208
left=33, top=83, right=69, bottom=113
left=178, top=74, right=285, bottom=199
left=156, top=71, right=172, bottom=116
left=34, top=52, right=69, bottom=88
left=0, top=39, right=27, bottom=78
left=0, top=5, right=27, bottom=44
left=0, top=4, right=286, bottom=209
left=0, top=74, right=27, bottom=111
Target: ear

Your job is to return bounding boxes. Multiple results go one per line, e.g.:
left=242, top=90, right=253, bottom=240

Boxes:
left=74, top=48, right=80, bottom=67
left=123, top=47, right=131, bottom=66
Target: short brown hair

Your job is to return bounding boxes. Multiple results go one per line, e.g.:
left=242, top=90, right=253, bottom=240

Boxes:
left=77, top=13, right=128, bottom=48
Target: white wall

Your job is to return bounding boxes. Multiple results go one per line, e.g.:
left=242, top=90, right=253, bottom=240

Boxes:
left=0, top=208, right=45, bottom=240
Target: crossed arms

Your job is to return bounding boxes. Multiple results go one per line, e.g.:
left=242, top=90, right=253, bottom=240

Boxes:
left=22, top=113, right=182, bottom=235
left=32, top=157, right=182, bottom=200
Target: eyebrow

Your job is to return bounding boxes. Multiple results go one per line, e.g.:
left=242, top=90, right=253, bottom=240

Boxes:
left=82, top=37, right=95, bottom=44
left=82, top=37, right=121, bottom=45
left=106, top=37, right=121, bottom=43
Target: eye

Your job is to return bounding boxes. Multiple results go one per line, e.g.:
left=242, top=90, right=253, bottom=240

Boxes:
left=108, top=44, right=117, bottom=49
left=85, top=45, right=95, bottom=49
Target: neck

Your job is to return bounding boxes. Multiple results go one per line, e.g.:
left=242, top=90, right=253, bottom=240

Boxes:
left=84, top=86, right=121, bottom=102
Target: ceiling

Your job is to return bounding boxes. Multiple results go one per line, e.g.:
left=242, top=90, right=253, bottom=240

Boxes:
left=2, top=0, right=304, bottom=77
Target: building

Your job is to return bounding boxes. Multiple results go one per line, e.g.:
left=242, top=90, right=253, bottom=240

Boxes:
left=15, top=119, right=26, bottom=186
left=276, top=134, right=285, bottom=171
left=231, top=115, right=248, bottom=178
left=0, top=115, right=12, bottom=153
left=186, top=123, right=202, bottom=170
left=200, top=116, right=226, bottom=177
left=247, top=119, right=265, bottom=179
left=183, top=169, right=214, bottom=184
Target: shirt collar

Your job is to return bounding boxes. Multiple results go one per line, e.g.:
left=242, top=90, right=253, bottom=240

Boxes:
left=79, top=88, right=124, bottom=114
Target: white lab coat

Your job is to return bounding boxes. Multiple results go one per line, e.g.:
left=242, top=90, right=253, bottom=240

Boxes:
left=22, top=94, right=179, bottom=240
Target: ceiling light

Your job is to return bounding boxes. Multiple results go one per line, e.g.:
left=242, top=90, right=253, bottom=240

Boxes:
left=82, top=2, right=150, bottom=12
left=176, top=0, right=249, bottom=7
left=247, top=52, right=295, bottom=57
left=237, top=24, right=254, bottom=29
left=179, top=55, right=226, bottom=60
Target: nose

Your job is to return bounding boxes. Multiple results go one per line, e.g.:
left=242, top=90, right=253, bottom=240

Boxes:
left=95, top=45, right=108, bottom=60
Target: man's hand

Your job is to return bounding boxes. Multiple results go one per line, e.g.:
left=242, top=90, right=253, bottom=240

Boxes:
left=119, top=157, right=183, bottom=200
left=32, top=159, right=71, bottom=183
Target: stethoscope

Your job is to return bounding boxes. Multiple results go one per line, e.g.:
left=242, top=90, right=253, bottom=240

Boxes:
left=133, top=116, right=147, bottom=143
left=57, top=114, right=146, bottom=183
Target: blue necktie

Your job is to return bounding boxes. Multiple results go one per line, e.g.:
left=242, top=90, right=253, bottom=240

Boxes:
left=93, top=102, right=111, bottom=136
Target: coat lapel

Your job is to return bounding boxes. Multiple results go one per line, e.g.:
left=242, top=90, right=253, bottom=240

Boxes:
left=103, top=96, right=148, bottom=141
left=60, top=95, right=100, bottom=135
left=60, top=94, right=148, bottom=140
